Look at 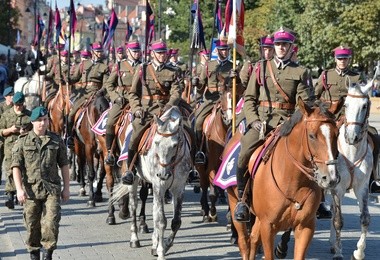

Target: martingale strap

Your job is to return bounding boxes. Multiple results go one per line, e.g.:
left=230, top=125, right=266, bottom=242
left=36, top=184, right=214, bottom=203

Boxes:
left=267, top=61, right=290, bottom=103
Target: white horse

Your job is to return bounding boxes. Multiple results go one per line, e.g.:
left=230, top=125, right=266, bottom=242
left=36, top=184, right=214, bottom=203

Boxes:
left=329, top=81, right=375, bottom=260
left=14, top=69, right=44, bottom=110
left=112, top=106, right=192, bottom=260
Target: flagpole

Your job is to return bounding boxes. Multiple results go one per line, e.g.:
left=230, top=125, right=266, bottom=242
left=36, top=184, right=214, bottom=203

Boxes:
left=231, top=0, right=237, bottom=135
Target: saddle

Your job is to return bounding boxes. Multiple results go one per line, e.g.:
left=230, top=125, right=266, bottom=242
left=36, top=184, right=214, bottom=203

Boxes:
left=248, top=126, right=282, bottom=178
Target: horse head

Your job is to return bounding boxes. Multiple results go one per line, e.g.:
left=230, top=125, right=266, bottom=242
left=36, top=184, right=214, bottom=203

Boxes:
left=281, top=98, right=339, bottom=189
left=153, top=106, right=184, bottom=180
left=344, top=83, right=371, bottom=145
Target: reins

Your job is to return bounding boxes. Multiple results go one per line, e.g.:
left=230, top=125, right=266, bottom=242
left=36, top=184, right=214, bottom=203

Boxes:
left=344, top=93, right=370, bottom=141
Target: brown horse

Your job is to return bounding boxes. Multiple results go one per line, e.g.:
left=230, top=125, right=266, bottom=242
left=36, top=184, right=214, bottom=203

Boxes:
left=226, top=99, right=340, bottom=260
left=195, top=85, right=235, bottom=222
left=47, top=85, right=71, bottom=135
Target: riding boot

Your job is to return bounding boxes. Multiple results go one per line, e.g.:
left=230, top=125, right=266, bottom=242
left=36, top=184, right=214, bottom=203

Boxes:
left=194, top=130, right=206, bottom=165
left=66, top=118, right=74, bottom=148
left=30, top=249, right=40, bottom=260
left=316, top=202, right=332, bottom=219
left=121, top=149, right=137, bottom=185
left=234, top=167, right=250, bottom=222
left=105, top=133, right=115, bottom=166
left=5, top=192, right=15, bottom=209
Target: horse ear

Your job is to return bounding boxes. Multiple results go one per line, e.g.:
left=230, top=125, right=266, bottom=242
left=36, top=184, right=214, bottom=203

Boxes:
left=154, top=114, right=163, bottom=127
left=361, top=80, right=373, bottom=95
left=297, top=96, right=312, bottom=115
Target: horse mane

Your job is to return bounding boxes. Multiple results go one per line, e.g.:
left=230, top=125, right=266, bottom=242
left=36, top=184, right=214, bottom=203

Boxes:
left=279, top=100, right=335, bottom=137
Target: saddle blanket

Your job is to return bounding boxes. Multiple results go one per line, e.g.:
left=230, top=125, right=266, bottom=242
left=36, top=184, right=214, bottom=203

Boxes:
left=236, top=97, right=244, bottom=114
left=117, top=124, right=133, bottom=164
left=91, top=103, right=112, bottom=135
left=214, top=141, right=241, bottom=189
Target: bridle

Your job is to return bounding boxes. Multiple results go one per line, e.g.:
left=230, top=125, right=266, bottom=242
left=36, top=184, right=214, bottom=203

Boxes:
left=344, top=92, right=370, bottom=143
left=285, top=117, right=338, bottom=182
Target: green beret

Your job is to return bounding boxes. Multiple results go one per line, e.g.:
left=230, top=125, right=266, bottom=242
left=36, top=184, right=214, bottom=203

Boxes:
left=12, top=92, right=25, bottom=104
left=30, top=106, right=48, bottom=121
left=3, top=86, right=14, bottom=97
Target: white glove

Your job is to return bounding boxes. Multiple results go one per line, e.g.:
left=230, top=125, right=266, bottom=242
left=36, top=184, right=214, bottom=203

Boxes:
left=27, top=61, right=32, bottom=65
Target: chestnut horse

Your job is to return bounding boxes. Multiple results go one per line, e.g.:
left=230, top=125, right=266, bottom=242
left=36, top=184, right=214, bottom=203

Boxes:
left=47, top=84, right=71, bottom=136
left=227, top=99, right=340, bottom=259
left=195, top=84, right=238, bottom=222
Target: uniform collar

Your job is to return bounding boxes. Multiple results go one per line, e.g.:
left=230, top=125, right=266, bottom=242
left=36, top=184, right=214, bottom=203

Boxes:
left=274, top=56, right=291, bottom=70
left=335, top=67, right=349, bottom=76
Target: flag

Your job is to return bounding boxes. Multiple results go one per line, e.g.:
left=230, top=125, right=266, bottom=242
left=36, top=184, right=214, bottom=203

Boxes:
left=190, top=0, right=206, bottom=50
left=16, top=30, right=20, bottom=45
left=225, top=0, right=245, bottom=56
left=34, top=14, right=45, bottom=45
left=70, top=0, right=77, bottom=40
left=145, top=1, right=155, bottom=51
left=55, top=3, right=62, bottom=45
left=215, top=0, right=223, bottom=35
left=102, top=20, right=109, bottom=46
left=103, top=9, right=118, bottom=50
left=45, top=8, right=54, bottom=48
left=126, top=20, right=133, bottom=41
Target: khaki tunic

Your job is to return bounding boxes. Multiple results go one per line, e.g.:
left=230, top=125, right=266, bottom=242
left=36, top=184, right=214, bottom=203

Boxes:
left=128, top=62, right=182, bottom=150
left=315, top=68, right=361, bottom=119
left=11, top=131, right=68, bottom=252
left=238, top=58, right=313, bottom=167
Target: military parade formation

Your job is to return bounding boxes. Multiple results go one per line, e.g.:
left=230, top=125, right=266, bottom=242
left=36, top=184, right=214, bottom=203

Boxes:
left=1, top=1, right=380, bottom=260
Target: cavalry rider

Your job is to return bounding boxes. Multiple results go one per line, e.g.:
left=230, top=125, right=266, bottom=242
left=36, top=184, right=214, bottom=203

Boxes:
left=44, top=50, right=70, bottom=106
left=104, top=40, right=142, bottom=165
left=168, top=48, right=188, bottom=76
left=193, top=40, right=241, bottom=165
left=191, top=49, right=210, bottom=108
left=66, top=42, right=110, bottom=147
left=115, top=46, right=125, bottom=63
left=234, top=28, right=314, bottom=222
left=121, top=39, right=184, bottom=185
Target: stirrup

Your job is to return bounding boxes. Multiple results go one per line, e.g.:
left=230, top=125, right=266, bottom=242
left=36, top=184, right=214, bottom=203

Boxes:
left=195, top=151, right=206, bottom=165
left=234, top=201, right=250, bottom=222
left=188, top=169, right=200, bottom=183
left=121, top=170, right=135, bottom=185
left=105, top=152, right=115, bottom=166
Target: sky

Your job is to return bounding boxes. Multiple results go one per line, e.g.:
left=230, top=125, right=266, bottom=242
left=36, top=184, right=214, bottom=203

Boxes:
left=56, top=0, right=106, bottom=9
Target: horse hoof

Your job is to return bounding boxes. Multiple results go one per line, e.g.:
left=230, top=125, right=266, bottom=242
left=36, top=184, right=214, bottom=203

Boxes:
left=226, top=223, right=231, bottom=231
left=275, top=246, right=287, bottom=259
left=119, top=210, right=130, bottom=220
left=94, top=194, right=103, bottom=202
left=193, top=186, right=201, bottom=193
left=330, top=247, right=336, bottom=254
left=87, top=201, right=95, bottom=207
left=79, top=188, right=86, bottom=197
left=203, top=216, right=210, bottom=223
left=139, top=224, right=149, bottom=233
left=106, top=216, right=116, bottom=225
left=230, top=236, right=237, bottom=245
left=200, top=209, right=205, bottom=216
left=151, top=248, right=157, bottom=256
left=130, top=241, right=141, bottom=248
left=209, top=214, right=218, bottom=222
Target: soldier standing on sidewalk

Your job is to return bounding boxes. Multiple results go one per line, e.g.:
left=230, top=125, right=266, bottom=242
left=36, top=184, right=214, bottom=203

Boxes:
left=12, top=106, right=70, bottom=260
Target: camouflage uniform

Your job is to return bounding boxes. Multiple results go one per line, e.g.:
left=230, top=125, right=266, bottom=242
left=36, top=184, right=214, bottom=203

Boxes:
left=0, top=106, right=32, bottom=203
left=11, top=130, right=69, bottom=253
left=0, top=101, right=13, bottom=182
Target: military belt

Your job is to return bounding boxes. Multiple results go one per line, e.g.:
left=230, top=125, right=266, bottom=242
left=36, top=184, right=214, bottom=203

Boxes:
left=142, top=95, right=170, bottom=100
left=260, top=101, right=295, bottom=110
left=85, top=82, right=102, bottom=87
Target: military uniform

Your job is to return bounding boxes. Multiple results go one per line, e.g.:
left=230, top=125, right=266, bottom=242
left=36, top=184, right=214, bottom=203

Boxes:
left=45, top=54, right=70, bottom=106
left=0, top=98, right=13, bottom=182
left=0, top=101, right=31, bottom=207
left=11, top=106, right=69, bottom=258
left=103, top=59, right=141, bottom=164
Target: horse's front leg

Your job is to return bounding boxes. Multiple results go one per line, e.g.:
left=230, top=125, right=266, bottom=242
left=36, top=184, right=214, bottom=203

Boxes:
left=138, top=181, right=149, bottom=233
left=151, top=187, right=167, bottom=260
left=105, top=165, right=116, bottom=225
left=330, top=190, right=344, bottom=260
left=129, top=177, right=141, bottom=248
left=165, top=189, right=184, bottom=253
left=352, top=186, right=370, bottom=260
left=208, top=182, right=218, bottom=222
left=86, top=161, right=96, bottom=207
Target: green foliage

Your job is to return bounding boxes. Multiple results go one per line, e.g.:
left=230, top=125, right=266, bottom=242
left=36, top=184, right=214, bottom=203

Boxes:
left=0, top=0, right=20, bottom=47
left=148, top=0, right=380, bottom=71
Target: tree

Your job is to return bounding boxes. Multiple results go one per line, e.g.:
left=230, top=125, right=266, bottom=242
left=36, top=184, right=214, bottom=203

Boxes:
left=0, top=0, right=20, bottom=47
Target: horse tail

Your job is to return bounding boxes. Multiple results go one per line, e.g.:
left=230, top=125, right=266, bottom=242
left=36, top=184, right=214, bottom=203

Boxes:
left=110, top=182, right=131, bottom=205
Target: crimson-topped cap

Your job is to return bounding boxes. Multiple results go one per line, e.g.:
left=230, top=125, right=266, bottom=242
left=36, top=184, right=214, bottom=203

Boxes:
left=273, top=28, right=295, bottom=43
left=81, top=49, right=91, bottom=58
left=259, top=35, right=274, bottom=47
left=169, top=48, right=179, bottom=56
left=198, top=49, right=210, bottom=56
left=91, top=42, right=103, bottom=51
left=333, top=46, right=352, bottom=58
left=116, top=46, right=124, bottom=53
left=60, top=50, right=68, bottom=57
left=126, top=40, right=141, bottom=50
left=215, top=40, right=229, bottom=49
left=150, top=39, right=167, bottom=52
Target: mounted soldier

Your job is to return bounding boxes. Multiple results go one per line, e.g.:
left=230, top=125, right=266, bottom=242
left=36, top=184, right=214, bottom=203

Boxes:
left=104, top=40, right=142, bottom=165
left=234, top=28, right=314, bottom=222
left=66, top=42, right=110, bottom=147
